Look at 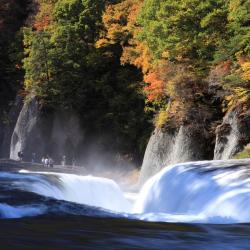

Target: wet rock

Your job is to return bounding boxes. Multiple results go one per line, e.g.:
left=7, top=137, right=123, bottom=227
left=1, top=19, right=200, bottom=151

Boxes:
left=139, top=125, right=213, bottom=185
left=214, top=106, right=250, bottom=160
left=10, top=97, right=85, bottom=163
left=0, top=96, right=23, bottom=157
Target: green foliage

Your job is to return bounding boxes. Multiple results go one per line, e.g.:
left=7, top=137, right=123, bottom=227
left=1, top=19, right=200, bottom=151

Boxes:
left=6, top=0, right=250, bottom=160
left=137, top=0, right=250, bottom=126
left=22, top=0, right=152, bottom=158
left=23, top=28, right=53, bottom=97
left=228, top=0, right=250, bottom=56
left=138, top=0, right=228, bottom=69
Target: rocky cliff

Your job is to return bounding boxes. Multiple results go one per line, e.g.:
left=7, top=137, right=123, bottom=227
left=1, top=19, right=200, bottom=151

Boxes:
left=139, top=125, right=213, bottom=184
left=0, top=96, right=23, bottom=158
left=214, top=106, right=250, bottom=160
left=10, top=97, right=85, bottom=164
left=7, top=93, right=250, bottom=183
left=139, top=100, right=250, bottom=185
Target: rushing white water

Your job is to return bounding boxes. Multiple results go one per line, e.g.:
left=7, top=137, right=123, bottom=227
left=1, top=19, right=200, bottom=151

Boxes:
left=134, top=160, right=250, bottom=223
left=2, top=160, right=250, bottom=223
left=17, top=171, right=132, bottom=213
left=0, top=203, right=46, bottom=219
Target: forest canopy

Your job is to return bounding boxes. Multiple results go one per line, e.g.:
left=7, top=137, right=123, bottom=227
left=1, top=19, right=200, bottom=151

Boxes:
left=0, top=0, right=249, bottom=161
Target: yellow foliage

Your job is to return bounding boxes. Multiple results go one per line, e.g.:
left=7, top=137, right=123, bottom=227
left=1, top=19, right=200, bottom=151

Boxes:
left=223, top=87, right=250, bottom=112
left=122, top=41, right=152, bottom=73
left=240, top=61, right=250, bottom=81
left=95, top=38, right=110, bottom=48
left=97, top=0, right=153, bottom=74
left=155, top=109, right=169, bottom=128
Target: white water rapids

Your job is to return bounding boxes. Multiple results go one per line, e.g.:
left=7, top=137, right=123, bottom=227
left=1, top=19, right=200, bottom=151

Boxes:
left=1, top=160, right=250, bottom=223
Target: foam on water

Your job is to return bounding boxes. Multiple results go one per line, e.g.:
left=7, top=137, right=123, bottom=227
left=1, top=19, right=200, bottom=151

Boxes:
left=133, top=161, right=250, bottom=223
left=18, top=171, right=132, bottom=213
left=1, top=160, right=250, bottom=223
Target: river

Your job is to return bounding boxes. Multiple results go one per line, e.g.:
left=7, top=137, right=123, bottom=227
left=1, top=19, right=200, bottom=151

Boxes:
left=1, top=160, right=250, bottom=249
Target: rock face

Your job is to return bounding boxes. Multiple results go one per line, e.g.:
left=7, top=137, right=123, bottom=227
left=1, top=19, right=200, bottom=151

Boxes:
left=0, top=96, right=23, bottom=158
left=214, top=107, right=250, bottom=160
left=10, top=97, right=85, bottom=163
left=10, top=98, right=43, bottom=160
left=139, top=125, right=213, bottom=185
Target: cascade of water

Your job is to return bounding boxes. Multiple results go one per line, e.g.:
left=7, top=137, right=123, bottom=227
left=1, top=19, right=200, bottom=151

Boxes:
left=1, top=160, right=250, bottom=223
left=17, top=171, right=132, bottom=213
left=134, top=160, right=250, bottom=223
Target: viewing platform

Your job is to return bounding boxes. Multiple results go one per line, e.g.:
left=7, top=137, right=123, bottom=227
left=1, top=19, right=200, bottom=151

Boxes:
left=0, top=159, right=87, bottom=175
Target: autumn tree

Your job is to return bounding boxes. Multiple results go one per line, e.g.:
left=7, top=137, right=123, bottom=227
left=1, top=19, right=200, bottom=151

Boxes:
left=22, top=0, right=152, bottom=161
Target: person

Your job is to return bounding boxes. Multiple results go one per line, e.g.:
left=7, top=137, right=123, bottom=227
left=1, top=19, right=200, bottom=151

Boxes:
left=72, top=158, right=76, bottom=167
left=44, top=157, right=49, bottom=167
left=19, top=151, right=24, bottom=161
left=62, top=155, right=66, bottom=166
left=49, top=157, right=54, bottom=168
left=17, top=151, right=21, bottom=161
left=41, top=157, right=45, bottom=166
left=31, top=152, right=36, bottom=163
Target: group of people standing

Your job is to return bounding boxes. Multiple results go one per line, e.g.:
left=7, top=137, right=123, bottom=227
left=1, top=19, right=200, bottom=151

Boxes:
left=17, top=151, right=76, bottom=168
left=41, top=156, right=54, bottom=167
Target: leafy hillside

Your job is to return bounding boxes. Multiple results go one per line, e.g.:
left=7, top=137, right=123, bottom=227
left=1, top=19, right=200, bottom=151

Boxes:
left=0, top=0, right=249, bottom=162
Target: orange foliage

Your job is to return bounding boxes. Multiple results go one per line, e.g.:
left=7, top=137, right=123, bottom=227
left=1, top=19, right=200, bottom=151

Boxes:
left=97, top=0, right=152, bottom=73
left=127, top=0, right=142, bottom=24
left=98, top=0, right=169, bottom=103
left=212, top=60, right=232, bottom=78
left=34, top=15, right=51, bottom=31
left=144, top=71, right=165, bottom=102
left=99, top=2, right=134, bottom=46
left=121, top=40, right=152, bottom=73
left=33, top=2, right=54, bottom=31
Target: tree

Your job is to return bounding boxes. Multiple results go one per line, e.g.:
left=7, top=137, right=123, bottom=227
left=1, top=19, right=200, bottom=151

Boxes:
left=138, top=0, right=228, bottom=72
left=228, top=0, right=250, bottom=56
left=23, top=28, right=53, bottom=98
left=22, top=0, right=152, bottom=161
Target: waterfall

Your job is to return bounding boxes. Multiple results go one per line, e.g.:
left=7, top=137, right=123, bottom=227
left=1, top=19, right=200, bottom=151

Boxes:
left=1, top=159, right=250, bottom=224
left=134, top=160, right=250, bottom=223
left=14, top=171, right=132, bottom=213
